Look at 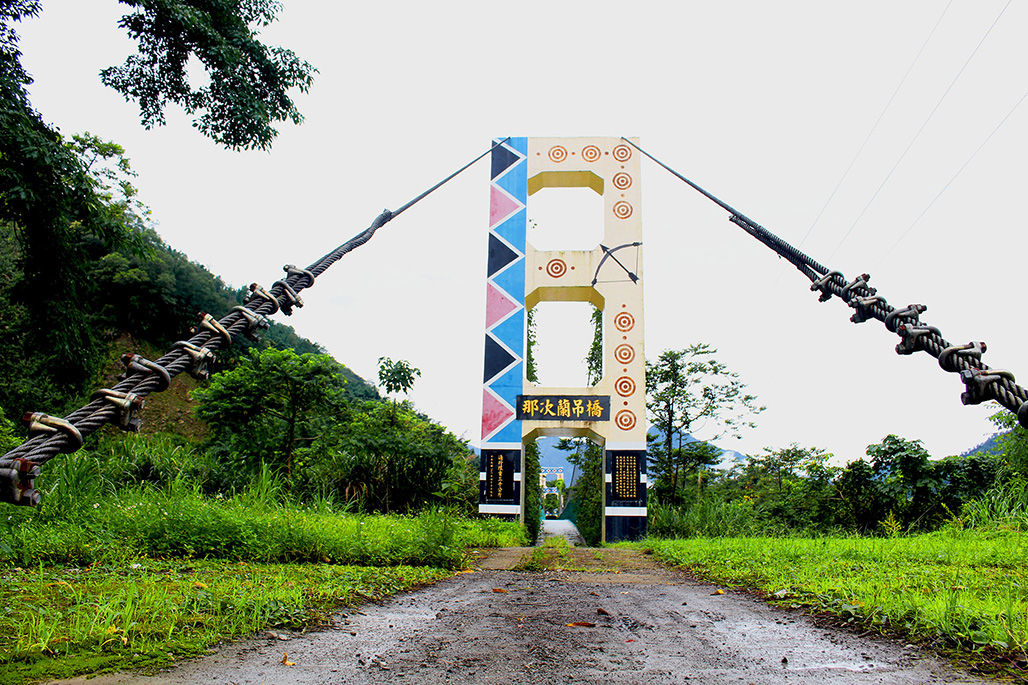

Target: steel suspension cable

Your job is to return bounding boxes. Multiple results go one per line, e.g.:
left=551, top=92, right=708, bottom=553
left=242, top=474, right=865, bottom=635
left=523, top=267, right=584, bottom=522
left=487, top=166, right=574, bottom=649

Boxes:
left=0, top=139, right=509, bottom=506
left=622, top=137, right=1028, bottom=432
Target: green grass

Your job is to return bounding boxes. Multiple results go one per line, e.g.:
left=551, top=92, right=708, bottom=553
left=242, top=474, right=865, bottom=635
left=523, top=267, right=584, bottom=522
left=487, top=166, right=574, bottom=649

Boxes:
left=650, top=530, right=1028, bottom=660
left=0, top=559, right=448, bottom=684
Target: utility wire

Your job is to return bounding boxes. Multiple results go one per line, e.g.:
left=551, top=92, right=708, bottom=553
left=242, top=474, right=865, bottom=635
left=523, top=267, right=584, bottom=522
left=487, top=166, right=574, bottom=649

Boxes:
left=875, top=87, right=1028, bottom=268
left=795, top=0, right=953, bottom=252
left=826, top=0, right=1013, bottom=262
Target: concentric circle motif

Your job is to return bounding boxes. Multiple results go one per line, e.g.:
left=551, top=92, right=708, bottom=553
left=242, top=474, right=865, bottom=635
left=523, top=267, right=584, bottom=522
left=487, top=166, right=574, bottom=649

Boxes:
left=612, top=145, right=632, bottom=162
left=614, top=376, right=636, bottom=397
left=612, top=172, right=632, bottom=190
left=613, top=201, right=633, bottom=219
left=615, top=410, right=637, bottom=431
left=581, top=145, right=601, bottom=162
left=613, top=311, right=635, bottom=332
left=546, top=258, right=567, bottom=278
left=549, top=146, right=568, bottom=163
left=614, top=344, right=635, bottom=365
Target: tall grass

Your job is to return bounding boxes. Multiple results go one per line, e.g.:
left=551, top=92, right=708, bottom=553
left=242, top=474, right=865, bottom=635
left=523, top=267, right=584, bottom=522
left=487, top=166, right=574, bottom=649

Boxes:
left=648, top=498, right=767, bottom=538
left=652, top=531, right=1028, bottom=655
left=961, top=480, right=1028, bottom=531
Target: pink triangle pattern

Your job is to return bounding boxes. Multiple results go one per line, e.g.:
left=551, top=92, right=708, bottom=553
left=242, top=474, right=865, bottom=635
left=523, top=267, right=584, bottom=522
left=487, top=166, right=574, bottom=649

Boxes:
left=481, top=388, right=514, bottom=440
left=489, top=185, right=521, bottom=229
left=485, top=282, right=520, bottom=330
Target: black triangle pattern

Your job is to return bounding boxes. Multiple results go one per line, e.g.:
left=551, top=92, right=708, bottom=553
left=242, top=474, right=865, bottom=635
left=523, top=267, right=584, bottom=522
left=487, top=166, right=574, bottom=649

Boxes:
left=491, top=144, right=520, bottom=180
left=487, top=234, right=519, bottom=277
left=484, top=334, right=516, bottom=383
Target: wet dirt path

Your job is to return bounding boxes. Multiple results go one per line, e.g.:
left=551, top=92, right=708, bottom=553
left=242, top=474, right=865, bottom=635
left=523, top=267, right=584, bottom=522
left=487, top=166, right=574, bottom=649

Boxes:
left=52, top=549, right=992, bottom=685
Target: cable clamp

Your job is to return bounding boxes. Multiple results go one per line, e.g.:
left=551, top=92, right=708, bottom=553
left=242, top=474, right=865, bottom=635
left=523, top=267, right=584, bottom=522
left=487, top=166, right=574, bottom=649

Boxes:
left=173, top=341, right=216, bottom=380
left=22, top=412, right=83, bottom=452
left=192, top=312, right=232, bottom=347
left=848, top=295, right=887, bottom=324
left=283, top=264, right=316, bottom=289
left=245, top=283, right=280, bottom=315
left=272, top=279, right=303, bottom=316
left=840, top=273, right=875, bottom=303
left=885, top=304, right=927, bottom=333
left=0, top=458, right=42, bottom=507
left=1018, top=401, right=1028, bottom=430
left=939, top=342, right=986, bottom=373
left=119, top=353, right=171, bottom=391
left=231, top=306, right=270, bottom=342
left=959, top=368, right=1015, bottom=406
left=894, top=323, right=940, bottom=355
left=91, top=388, right=145, bottom=432
left=810, top=270, right=843, bottom=302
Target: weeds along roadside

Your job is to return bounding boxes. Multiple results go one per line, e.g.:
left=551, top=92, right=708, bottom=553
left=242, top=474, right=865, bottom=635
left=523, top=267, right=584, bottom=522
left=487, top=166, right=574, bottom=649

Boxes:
left=0, top=452, right=526, bottom=685
left=650, top=531, right=1028, bottom=675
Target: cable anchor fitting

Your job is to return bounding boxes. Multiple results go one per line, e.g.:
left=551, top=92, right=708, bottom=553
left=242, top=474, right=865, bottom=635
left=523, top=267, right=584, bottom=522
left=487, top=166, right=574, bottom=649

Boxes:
left=895, top=323, right=941, bottom=355
left=939, top=342, right=986, bottom=373
left=959, top=368, right=1015, bottom=406
left=848, top=295, right=887, bottom=324
left=231, top=306, right=270, bottom=343
left=245, top=283, right=280, bottom=315
left=272, top=279, right=303, bottom=316
left=191, top=312, right=232, bottom=348
left=885, top=304, right=928, bottom=333
left=840, top=274, right=875, bottom=303
left=120, top=353, right=171, bottom=391
left=22, top=412, right=83, bottom=452
left=91, top=388, right=145, bottom=432
left=809, top=271, right=844, bottom=302
left=173, top=341, right=216, bottom=380
left=0, top=458, right=42, bottom=507
left=283, top=264, right=316, bottom=289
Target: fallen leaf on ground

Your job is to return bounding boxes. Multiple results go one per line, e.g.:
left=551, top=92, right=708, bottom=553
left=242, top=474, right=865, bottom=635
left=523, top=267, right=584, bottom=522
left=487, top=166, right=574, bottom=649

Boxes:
left=712, top=589, right=725, bottom=595
left=281, top=653, right=295, bottom=666
left=492, top=588, right=508, bottom=593
left=566, top=622, right=596, bottom=627
left=597, top=608, right=611, bottom=615
left=193, top=581, right=208, bottom=589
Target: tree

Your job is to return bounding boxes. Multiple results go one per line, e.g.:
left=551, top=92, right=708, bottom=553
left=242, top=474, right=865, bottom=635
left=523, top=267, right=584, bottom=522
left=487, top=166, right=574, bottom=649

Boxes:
left=377, top=357, right=421, bottom=397
left=194, top=348, right=349, bottom=481
left=645, top=345, right=764, bottom=502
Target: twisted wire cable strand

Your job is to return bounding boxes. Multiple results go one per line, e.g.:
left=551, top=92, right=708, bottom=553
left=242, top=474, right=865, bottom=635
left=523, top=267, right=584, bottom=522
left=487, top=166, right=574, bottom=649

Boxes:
left=625, top=138, right=1028, bottom=426
left=0, top=140, right=508, bottom=475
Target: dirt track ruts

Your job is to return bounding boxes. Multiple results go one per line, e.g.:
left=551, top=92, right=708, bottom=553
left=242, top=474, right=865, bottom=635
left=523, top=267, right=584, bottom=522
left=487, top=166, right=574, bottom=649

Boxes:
left=49, top=547, right=993, bottom=685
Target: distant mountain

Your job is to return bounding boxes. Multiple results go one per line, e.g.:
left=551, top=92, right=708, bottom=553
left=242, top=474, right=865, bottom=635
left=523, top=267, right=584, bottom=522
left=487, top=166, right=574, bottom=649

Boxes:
left=961, top=432, right=1004, bottom=457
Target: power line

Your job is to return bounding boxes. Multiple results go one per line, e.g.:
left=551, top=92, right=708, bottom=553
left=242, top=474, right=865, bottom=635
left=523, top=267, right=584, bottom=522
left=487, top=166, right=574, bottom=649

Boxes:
left=826, top=0, right=1013, bottom=262
left=795, top=0, right=954, bottom=252
left=875, top=87, right=1028, bottom=269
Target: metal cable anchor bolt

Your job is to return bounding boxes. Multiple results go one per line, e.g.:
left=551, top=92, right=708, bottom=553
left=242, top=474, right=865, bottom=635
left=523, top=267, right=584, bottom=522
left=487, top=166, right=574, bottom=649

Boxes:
left=848, top=295, right=887, bottom=324
left=0, top=458, right=41, bottom=507
left=195, top=312, right=232, bottom=348
left=939, top=342, right=986, bottom=372
left=173, top=340, right=216, bottom=380
left=231, top=306, right=270, bottom=343
left=885, top=304, right=927, bottom=333
left=246, top=283, right=280, bottom=315
left=272, top=279, right=304, bottom=316
left=809, top=271, right=843, bottom=302
left=840, top=274, right=874, bottom=303
left=283, top=264, right=316, bottom=289
left=120, top=353, right=172, bottom=391
left=959, top=368, right=1015, bottom=406
left=91, top=389, right=145, bottom=432
left=895, top=323, right=940, bottom=355
left=22, top=412, right=83, bottom=452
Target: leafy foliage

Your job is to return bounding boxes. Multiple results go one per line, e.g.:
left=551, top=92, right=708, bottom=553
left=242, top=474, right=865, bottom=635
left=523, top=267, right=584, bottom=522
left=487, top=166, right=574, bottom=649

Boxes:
left=101, top=0, right=316, bottom=150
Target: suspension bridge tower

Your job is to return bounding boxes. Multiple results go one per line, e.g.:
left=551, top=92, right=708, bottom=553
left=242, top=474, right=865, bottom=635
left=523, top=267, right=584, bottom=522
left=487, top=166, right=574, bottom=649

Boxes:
left=478, top=136, right=647, bottom=543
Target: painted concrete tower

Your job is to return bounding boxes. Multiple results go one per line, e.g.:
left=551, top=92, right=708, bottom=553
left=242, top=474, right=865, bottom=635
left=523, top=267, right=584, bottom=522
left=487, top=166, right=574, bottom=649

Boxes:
left=479, top=137, right=647, bottom=542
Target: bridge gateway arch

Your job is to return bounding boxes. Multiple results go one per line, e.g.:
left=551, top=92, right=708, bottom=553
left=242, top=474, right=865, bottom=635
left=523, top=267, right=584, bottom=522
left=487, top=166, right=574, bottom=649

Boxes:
left=478, top=137, right=647, bottom=543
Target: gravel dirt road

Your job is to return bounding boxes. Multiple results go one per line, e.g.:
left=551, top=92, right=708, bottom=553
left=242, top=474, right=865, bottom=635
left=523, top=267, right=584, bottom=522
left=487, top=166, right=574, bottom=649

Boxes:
left=48, top=544, right=993, bottom=685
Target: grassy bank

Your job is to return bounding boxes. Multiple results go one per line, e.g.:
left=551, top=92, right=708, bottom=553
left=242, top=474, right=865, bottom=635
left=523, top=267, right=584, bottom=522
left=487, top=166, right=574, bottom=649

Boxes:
left=0, top=559, right=449, bottom=684
left=651, top=530, right=1028, bottom=666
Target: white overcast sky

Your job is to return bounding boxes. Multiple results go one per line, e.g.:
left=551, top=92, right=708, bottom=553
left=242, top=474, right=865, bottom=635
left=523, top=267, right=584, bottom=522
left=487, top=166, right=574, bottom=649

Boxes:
left=15, top=0, right=1027, bottom=463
